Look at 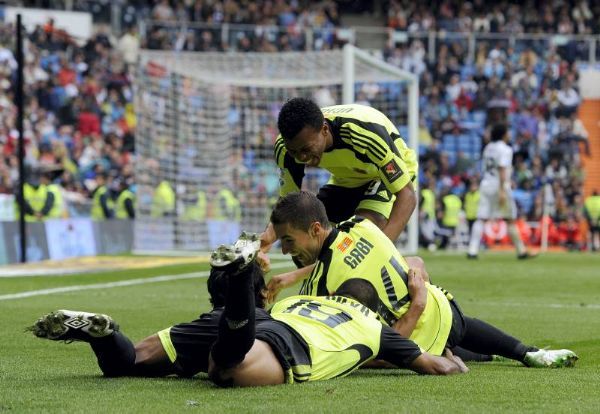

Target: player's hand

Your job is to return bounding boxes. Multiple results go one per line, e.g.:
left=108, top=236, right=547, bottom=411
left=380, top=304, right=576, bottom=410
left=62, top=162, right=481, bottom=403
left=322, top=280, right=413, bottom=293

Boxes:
left=266, top=272, right=296, bottom=303
left=256, top=250, right=271, bottom=273
left=443, top=348, right=469, bottom=373
left=407, top=268, right=427, bottom=309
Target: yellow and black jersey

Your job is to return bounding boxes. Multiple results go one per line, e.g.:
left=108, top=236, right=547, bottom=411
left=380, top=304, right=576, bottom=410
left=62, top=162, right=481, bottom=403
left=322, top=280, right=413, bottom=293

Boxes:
left=299, top=216, right=453, bottom=356
left=265, top=295, right=421, bottom=383
left=275, top=104, right=417, bottom=196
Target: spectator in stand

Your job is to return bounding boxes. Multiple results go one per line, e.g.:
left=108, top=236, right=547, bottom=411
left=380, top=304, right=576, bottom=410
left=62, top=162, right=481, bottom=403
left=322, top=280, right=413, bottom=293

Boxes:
left=117, top=25, right=140, bottom=69
left=556, top=80, right=581, bottom=117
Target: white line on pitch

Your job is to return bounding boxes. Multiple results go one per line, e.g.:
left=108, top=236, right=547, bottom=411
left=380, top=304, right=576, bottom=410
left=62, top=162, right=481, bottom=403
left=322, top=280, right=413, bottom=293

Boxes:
left=0, top=262, right=294, bottom=302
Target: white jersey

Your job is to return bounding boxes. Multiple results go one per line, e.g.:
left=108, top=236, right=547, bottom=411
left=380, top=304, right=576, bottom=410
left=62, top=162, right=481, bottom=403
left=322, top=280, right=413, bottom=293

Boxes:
left=480, top=141, right=513, bottom=193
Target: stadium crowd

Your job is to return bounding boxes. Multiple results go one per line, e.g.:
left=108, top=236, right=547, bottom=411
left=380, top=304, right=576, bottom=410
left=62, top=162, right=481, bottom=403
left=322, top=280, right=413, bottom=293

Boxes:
left=3, top=0, right=600, bottom=250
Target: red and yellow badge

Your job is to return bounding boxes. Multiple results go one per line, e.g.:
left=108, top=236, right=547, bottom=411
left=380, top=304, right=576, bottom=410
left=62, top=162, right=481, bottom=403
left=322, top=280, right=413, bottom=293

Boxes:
left=381, top=159, right=403, bottom=182
left=337, top=236, right=353, bottom=253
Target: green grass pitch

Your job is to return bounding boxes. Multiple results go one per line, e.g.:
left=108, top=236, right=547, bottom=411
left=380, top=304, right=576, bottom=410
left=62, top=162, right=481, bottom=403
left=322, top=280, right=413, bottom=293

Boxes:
left=1, top=252, right=599, bottom=413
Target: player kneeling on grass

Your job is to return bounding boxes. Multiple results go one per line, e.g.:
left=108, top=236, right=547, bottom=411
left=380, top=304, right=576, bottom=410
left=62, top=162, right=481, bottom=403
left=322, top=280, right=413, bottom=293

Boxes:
left=207, top=240, right=467, bottom=386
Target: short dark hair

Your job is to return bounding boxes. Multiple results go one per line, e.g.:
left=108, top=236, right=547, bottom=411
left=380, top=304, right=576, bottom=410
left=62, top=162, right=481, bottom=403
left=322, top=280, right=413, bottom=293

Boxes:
left=335, top=278, right=379, bottom=313
left=270, top=191, right=330, bottom=231
left=491, top=124, right=508, bottom=142
left=277, top=97, right=324, bottom=141
left=207, top=262, right=266, bottom=309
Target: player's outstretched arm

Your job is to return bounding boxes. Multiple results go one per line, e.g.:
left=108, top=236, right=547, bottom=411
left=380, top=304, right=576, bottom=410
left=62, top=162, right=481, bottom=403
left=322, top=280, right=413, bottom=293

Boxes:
left=409, top=351, right=468, bottom=375
left=377, top=326, right=468, bottom=376
left=266, top=264, right=315, bottom=303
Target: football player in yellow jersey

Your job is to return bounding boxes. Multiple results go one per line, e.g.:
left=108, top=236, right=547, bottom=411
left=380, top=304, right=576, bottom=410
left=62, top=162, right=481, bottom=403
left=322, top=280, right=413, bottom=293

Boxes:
left=258, top=97, right=417, bottom=272
left=264, top=191, right=578, bottom=369
left=207, top=241, right=467, bottom=387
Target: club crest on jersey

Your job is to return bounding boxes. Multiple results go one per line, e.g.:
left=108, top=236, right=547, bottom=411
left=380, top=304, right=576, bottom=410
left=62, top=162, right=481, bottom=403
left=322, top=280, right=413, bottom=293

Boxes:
left=382, top=160, right=403, bottom=182
left=337, top=236, right=353, bottom=252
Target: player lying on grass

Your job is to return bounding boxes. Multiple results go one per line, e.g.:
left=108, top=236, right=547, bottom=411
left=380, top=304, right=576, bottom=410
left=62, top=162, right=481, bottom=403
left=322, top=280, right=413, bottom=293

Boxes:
left=28, top=234, right=273, bottom=378
left=28, top=234, right=431, bottom=378
left=265, top=191, right=578, bottom=369
left=207, top=241, right=467, bottom=386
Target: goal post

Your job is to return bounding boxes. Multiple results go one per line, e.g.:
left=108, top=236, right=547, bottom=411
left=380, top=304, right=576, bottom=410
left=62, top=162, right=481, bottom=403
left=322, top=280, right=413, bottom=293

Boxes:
left=133, top=45, right=419, bottom=255
left=342, top=45, right=419, bottom=255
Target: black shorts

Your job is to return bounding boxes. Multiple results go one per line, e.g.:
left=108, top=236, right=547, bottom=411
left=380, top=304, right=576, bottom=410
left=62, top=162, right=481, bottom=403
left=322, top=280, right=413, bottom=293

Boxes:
left=160, top=308, right=272, bottom=377
left=317, top=181, right=392, bottom=224
left=445, top=299, right=467, bottom=349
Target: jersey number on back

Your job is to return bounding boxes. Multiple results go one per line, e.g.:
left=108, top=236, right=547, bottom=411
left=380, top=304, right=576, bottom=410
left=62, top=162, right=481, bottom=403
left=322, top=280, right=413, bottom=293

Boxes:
left=484, top=157, right=498, bottom=176
left=283, top=299, right=353, bottom=328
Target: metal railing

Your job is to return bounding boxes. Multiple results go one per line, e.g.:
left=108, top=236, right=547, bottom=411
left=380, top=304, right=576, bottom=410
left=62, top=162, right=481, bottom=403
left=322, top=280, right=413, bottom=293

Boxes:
left=139, top=20, right=600, bottom=65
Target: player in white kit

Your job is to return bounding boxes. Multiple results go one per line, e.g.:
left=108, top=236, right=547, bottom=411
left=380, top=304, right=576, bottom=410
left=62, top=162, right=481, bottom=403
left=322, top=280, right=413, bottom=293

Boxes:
left=467, top=124, right=536, bottom=259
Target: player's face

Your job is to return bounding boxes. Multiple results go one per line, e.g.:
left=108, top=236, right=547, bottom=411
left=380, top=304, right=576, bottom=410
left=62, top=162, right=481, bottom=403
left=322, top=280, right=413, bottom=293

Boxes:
left=285, top=124, right=328, bottom=167
left=273, top=222, right=321, bottom=266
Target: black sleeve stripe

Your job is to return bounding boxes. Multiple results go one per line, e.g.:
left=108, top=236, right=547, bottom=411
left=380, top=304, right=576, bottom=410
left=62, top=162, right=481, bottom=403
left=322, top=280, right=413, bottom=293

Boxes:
left=340, top=131, right=386, bottom=160
left=338, top=135, right=374, bottom=164
left=377, top=300, right=398, bottom=326
left=343, top=125, right=388, bottom=158
left=350, top=133, right=387, bottom=160
left=343, top=119, right=394, bottom=154
left=381, top=266, right=399, bottom=306
left=338, top=117, right=401, bottom=157
left=340, top=128, right=387, bottom=161
left=274, top=140, right=286, bottom=164
left=340, top=131, right=386, bottom=162
left=390, top=256, right=409, bottom=286
left=395, top=293, right=411, bottom=310
left=341, top=131, right=387, bottom=160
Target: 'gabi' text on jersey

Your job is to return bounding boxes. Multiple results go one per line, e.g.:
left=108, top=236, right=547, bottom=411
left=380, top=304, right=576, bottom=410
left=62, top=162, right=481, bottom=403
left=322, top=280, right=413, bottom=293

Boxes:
left=343, top=237, right=374, bottom=269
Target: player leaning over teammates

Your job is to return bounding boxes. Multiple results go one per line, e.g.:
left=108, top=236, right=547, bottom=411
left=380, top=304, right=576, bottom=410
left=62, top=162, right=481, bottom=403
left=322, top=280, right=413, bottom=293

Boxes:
left=266, top=191, right=578, bottom=368
left=259, top=97, right=417, bottom=271
left=467, top=123, right=536, bottom=259
left=207, top=241, right=467, bottom=387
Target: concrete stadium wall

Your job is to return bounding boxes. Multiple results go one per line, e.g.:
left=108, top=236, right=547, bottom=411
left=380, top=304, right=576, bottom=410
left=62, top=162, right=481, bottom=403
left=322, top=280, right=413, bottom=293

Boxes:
left=579, top=69, right=600, bottom=99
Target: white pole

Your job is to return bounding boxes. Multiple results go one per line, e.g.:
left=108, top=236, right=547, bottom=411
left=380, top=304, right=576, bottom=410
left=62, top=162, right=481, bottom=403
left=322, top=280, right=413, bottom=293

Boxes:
left=342, top=44, right=355, bottom=104
left=407, top=79, right=420, bottom=255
